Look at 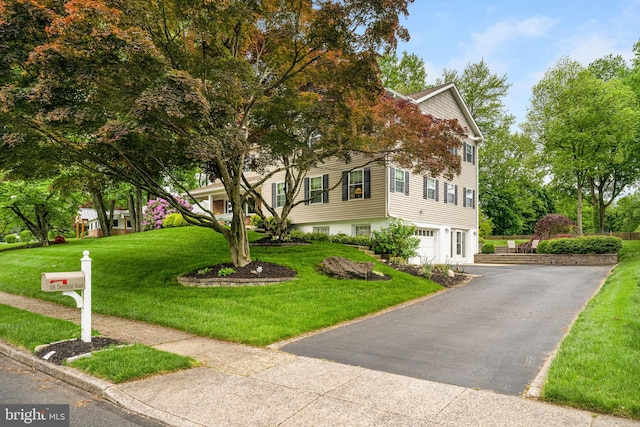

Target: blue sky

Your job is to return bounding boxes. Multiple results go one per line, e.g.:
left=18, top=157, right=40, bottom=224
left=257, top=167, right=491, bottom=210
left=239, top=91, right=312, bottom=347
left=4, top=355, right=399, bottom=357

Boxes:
left=396, top=0, right=640, bottom=127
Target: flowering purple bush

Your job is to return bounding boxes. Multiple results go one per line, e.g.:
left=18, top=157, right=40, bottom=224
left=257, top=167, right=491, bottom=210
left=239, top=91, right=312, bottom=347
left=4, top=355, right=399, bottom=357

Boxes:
left=142, top=197, right=192, bottom=231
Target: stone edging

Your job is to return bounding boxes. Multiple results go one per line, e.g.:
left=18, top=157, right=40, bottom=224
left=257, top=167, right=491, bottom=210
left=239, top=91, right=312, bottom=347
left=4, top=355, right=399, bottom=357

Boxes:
left=177, top=276, right=297, bottom=287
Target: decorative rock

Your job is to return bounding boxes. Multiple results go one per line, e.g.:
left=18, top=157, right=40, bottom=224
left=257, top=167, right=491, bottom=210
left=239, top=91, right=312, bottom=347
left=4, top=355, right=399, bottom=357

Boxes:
left=447, top=269, right=455, bottom=278
left=318, top=256, right=376, bottom=280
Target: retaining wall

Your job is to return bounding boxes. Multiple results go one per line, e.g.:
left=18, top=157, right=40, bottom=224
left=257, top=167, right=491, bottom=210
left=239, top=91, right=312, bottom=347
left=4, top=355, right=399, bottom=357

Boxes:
left=474, top=253, right=618, bottom=266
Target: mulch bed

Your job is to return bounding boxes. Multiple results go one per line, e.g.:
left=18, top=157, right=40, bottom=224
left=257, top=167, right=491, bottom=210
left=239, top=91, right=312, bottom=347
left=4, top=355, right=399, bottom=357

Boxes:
left=389, top=263, right=469, bottom=288
left=182, top=261, right=297, bottom=280
left=35, top=337, right=123, bottom=365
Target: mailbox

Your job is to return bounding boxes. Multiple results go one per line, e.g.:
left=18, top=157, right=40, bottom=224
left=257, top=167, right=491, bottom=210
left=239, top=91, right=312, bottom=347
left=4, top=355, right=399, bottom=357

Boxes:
left=41, top=271, right=85, bottom=292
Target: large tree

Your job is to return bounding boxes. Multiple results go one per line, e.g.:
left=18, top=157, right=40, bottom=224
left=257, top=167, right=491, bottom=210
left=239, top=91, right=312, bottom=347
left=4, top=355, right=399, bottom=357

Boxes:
left=437, top=60, right=552, bottom=235
left=525, top=57, right=640, bottom=234
left=378, top=50, right=427, bottom=95
left=2, top=0, right=469, bottom=267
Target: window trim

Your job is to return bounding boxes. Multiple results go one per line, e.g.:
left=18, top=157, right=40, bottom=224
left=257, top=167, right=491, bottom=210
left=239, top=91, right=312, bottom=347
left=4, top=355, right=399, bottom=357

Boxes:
left=304, top=174, right=329, bottom=205
left=463, top=187, right=475, bottom=208
left=342, top=168, right=371, bottom=201
left=389, top=166, right=410, bottom=195
left=444, top=183, right=458, bottom=205
left=272, top=182, right=286, bottom=208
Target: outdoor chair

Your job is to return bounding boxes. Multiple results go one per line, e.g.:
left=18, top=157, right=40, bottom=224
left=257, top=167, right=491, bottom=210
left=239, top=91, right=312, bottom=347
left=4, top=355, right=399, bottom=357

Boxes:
left=507, top=240, right=516, bottom=254
left=530, top=239, right=540, bottom=253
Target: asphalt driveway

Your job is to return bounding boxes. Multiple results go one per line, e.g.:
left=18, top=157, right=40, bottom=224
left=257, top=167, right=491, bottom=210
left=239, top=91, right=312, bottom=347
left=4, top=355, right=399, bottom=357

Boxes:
left=281, top=264, right=613, bottom=396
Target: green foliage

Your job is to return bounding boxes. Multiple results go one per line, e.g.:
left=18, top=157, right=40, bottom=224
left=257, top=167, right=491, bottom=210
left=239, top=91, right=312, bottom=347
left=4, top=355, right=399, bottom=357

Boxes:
left=378, top=51, right=428, bottom=94
left=19, top=230, right=33, bottom=243
left=4, top=235, right=17, bottom=244
left=249, top=214, right=263, bottom=228
left=371, top=218, right=419, bottom=259
left=537, top=236, right=622, bottom=254
left=534, top=214, right=576, bottom=239
left=162, top=212, right=188, bottom=228
left=217, top=267, right=235, bottom=277
left=481, top=243, right=495, bottom=254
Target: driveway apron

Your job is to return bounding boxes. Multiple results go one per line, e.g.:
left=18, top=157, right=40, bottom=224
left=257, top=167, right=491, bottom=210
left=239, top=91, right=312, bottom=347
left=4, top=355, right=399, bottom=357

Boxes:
left=281, top=264, right=613, bottom=396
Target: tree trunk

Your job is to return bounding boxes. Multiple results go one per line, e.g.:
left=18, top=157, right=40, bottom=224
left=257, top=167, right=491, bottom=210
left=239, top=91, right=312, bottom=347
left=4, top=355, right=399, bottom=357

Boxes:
left=226, top=212, right=251, bottom=267
left=91, top=190, right=111, bottom=237
left=135, top=187, right=143, bottom=232
left=576, top=180, right=584, bottom=236
left=127, top=193, right=138, bottom=232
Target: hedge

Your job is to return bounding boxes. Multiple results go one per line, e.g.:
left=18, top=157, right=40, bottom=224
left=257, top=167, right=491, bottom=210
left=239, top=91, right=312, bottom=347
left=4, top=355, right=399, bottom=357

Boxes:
left=536, top=236, right=622, bottom=255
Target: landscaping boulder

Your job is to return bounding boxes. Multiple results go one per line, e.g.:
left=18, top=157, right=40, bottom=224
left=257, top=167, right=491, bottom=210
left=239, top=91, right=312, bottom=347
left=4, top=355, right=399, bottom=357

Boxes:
left=318, top=256, right=376, bottom=280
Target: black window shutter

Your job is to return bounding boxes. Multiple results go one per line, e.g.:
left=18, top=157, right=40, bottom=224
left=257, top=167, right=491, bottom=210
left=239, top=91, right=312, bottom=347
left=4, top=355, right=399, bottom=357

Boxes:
left=364, top=167, right=371, bottom=199
left=389, top=167, right=395, bottom=193
left=454, top=185, right=458, bottom=205
left=435, top=180, right=439, bottom=201
left=463, top=187, right=467, bottom=207
left=342, top=171, right=349, bottom=201
left=472, top=145, right=476, bottom=165
left=404, top=171, right=410, bottom=195
left=423, top=177, right=427, bottom=199
left=271, top=183, right=277, bottom=207
left=323, top=174, right=329, bottom=203
left=443, top=183, right=447, bottom=204
left=304, top=178, right=310, bottom=205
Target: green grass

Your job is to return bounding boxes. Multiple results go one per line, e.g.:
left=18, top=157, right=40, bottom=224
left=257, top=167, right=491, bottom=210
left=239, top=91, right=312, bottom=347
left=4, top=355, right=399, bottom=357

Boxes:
left=0, top=304, right=81, bottom=350
left=68, top=344, right=197, bottom=383
left=542, top=240, right=640, bottom=419
left=0, top=227, right=441, bottom=345
left=0, top=304, right=196, bottom=382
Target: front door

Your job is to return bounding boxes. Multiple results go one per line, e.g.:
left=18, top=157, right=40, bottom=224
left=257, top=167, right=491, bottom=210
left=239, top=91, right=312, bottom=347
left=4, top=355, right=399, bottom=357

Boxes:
left=450, top=230, right=466, bottom=262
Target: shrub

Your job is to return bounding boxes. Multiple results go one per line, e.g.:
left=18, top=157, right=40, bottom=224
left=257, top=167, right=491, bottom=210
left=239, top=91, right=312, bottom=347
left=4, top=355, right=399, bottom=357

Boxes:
left=537, top=236, right=622, bottom=254
left=481, top=242, right=495, bottom=254
left=19, top=230, right=33, bottom=243
left=163, top=213, right=188, bottom=228
left=52, top=235, right=67, bottom=244
left=249, top=214, right=263, bottom=228
left=5, top=235, right=18, bottom=244
left=371, top=218, right=419, bottom=260
left=143, top=197, right=192, bottom=231
left=534, top=214, right=575, bottom=240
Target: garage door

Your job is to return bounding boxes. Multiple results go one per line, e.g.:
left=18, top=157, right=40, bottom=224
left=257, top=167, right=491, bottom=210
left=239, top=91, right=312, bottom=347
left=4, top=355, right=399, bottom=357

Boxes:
left=410, top=228, right=435, bottom=264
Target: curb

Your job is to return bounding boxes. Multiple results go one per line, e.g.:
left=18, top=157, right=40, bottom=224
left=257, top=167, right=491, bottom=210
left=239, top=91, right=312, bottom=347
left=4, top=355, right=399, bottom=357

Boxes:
left=0, top=340, right=193, bottom=427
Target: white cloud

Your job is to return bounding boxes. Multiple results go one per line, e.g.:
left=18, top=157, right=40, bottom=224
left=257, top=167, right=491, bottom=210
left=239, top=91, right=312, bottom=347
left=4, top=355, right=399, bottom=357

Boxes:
left=466, top=16, right=555, bottom=58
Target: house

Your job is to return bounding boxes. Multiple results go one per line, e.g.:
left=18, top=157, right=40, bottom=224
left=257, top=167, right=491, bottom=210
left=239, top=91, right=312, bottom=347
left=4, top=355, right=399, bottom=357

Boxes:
left=189, top=83, right=483, bottom=264
left=78, top=208, right=133, bottom=238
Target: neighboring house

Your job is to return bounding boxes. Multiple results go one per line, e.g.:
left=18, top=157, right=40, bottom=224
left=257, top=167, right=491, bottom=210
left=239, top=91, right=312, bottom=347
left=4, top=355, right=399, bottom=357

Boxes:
left=78, top=208, right=133, bottom=238
left=189, top=83, right=483, bottom=264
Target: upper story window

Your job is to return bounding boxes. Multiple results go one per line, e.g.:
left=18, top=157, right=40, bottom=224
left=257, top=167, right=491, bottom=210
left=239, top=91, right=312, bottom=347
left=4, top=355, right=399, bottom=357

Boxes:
left=342, top=168, right=371, bottom=201
left=389, top=167, right=409, bottom=195
left=305, top=175, right=329, bottom=205
left=464, top=142, right=475, bottom=164
left=423, top=177, right=438, bottom=201
left=445, top=183, right=457, bottom=205
left=464, top=188, right=475, bottom=208
left=349, top=169, right=364, bottom=199
left=275, top=182, right=286, bottom=208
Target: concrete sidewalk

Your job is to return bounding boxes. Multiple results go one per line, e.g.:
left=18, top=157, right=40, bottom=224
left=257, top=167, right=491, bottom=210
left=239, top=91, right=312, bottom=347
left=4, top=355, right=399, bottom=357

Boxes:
left=1, top=291, right=638, bottom=427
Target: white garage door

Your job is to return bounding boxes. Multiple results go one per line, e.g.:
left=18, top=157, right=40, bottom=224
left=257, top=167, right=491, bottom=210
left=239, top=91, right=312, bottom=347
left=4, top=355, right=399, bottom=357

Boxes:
left=410, top=228, right=436, bottom=265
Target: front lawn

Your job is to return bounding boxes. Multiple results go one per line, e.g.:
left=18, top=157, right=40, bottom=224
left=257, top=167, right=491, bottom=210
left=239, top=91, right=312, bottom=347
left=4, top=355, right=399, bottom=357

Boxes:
left=0, top=227, right=440, bottom=345
left=542, top=240, right=640, bottom=419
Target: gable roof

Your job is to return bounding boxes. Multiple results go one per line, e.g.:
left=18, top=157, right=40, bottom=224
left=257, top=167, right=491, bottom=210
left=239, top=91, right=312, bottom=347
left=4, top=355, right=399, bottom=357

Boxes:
left=405, top=83, right=484, bottom=142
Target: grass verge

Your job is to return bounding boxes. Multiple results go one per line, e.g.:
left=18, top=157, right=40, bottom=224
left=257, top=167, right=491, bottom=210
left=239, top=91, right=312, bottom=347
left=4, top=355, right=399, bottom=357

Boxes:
left=542, top=240, right=640, bottom=419
left=0, top=304, right=196, bottom=383
left=68, top=344, right=197, bottom=383
left=0, top=227, right=441, bottom=345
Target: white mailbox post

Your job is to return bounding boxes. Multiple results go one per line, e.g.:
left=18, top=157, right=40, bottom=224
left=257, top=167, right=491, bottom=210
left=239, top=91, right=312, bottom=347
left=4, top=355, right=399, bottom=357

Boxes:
left=41, top=251, right=92, bottom=343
